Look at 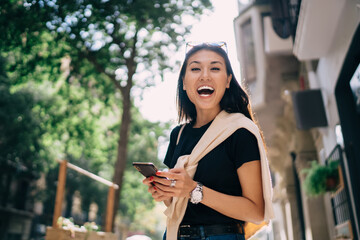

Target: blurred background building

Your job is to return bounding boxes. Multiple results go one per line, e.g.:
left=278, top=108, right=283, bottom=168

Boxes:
left=234, top=0, right=360, bottom=239
left=2, top=0, right=359, bottom=239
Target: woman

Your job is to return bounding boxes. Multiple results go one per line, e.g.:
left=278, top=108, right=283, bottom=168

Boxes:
left=143, top=42, right=273, bottom=240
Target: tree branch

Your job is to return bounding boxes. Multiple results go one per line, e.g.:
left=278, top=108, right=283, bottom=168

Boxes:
left=82, top=50, right=123, bottom=91
left=124, top=29, right=138, bottom=94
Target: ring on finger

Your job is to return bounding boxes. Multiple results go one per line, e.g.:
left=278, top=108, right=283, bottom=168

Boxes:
left=170, top=179, right=176, bottom=187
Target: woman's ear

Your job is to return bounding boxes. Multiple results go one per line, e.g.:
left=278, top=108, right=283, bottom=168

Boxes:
left=226, top=74, right=232, bottom=88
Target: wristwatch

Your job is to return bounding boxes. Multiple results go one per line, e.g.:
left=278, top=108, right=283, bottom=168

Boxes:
left=190, top=182, right=203, bottom=204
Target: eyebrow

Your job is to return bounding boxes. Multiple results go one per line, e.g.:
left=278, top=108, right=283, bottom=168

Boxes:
left=188, top=60, right=224, bottom=66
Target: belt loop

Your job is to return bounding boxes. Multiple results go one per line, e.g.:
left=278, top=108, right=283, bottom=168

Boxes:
left=199, top=226, right=206, bottom=240
left=238, top=222, right=245, bottom=235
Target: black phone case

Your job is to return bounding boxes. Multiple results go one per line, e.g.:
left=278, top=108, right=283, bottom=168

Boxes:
left=133, top=162, right=158, bottom=178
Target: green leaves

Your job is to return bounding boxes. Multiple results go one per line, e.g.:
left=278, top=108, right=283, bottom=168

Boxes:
left=302, top=160, right=340, bottom=196
left=0, top=73, right=47, bottom=174
left=0, top=0, right=212, bottom=234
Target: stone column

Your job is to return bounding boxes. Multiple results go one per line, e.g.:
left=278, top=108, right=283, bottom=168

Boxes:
left=295, top=151, right=331, bottom=240
left=283, top=166, right=303, bottom=240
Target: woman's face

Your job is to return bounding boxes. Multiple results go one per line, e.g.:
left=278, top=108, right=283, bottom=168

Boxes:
left=183, top=49, right=231, bottom=116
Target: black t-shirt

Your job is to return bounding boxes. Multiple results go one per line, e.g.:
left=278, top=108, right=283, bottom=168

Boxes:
left=163, top=120, right=261, bottom=225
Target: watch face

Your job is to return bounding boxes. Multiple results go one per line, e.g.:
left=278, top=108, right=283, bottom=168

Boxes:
left=190, top=183, right=203, bottom=204
left=193, top=191, right=202, bottom=200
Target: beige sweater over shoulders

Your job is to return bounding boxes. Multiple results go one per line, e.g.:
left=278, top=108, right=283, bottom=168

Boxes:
left=164, top=110, right=274, bottom=240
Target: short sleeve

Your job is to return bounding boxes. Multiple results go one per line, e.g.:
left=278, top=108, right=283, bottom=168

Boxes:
left=228, top=128, right=261, bottom=169
left=163, top=125, right=181, bottom=167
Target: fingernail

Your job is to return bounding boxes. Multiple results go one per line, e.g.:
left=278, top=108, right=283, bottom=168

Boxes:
left=153, top=186, right=157, bottom=190
left=156, top=171, right=161, bottom=175
left=149, top=176, right=153, bottom=181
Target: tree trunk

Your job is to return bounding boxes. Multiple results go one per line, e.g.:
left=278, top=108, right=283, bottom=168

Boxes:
left=111, top=87, right=131, bottom=230
left=109, top=31, right=137, bottom=232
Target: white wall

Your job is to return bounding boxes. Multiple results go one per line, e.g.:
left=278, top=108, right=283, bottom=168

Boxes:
left=314, top=0, right=360, bottom=156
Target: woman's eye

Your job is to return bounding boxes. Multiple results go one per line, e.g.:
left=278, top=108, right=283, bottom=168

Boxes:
left=191, top=67, right=200, bottom=71
left=211, top=67, right=220, bottom=71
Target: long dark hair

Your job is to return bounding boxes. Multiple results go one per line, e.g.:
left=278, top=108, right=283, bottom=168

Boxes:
left=177, top=44, right=255, bottom=124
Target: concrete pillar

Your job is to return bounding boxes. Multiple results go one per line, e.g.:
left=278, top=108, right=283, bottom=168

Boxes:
left=284, top=167, right=303, bottom=240
left=295, top=152, right=331, bottom=240
left=286, top=188, right=302, bottom=240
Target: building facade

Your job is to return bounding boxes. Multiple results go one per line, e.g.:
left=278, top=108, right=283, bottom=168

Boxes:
left=234, top=0, right=360, bottom=239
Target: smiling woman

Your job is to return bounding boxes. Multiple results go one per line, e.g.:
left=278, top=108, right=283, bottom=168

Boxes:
left=182, top=49, right=231, bottom=125
left=139, top=1, right=240, bottom=123
left=142, top=43, right=274, bottom=240
left=197, top=86, right=215, bottom=96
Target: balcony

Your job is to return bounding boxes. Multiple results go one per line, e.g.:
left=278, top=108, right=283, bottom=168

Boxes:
left=293, top=0, right=348, bottom=60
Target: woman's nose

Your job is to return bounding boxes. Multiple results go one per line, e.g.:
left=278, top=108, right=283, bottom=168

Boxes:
left=200, top=69, right=210, bottom=80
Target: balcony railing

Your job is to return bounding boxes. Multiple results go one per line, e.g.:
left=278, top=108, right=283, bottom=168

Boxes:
left=328, top=145, right=355, bottom=238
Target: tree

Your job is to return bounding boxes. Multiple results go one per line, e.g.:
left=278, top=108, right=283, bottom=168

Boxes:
left=0, top=56, right=42, bottom=206
left=1, top=0, right=213, bottom=230
left=42, top=0, right=213, bottom=228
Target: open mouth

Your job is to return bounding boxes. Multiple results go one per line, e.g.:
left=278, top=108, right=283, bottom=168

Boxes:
left=197, top=86, right=214, bottom=96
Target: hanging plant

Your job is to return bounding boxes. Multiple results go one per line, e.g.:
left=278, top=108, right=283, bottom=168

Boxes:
left=302, top=160, right=340, bottom=196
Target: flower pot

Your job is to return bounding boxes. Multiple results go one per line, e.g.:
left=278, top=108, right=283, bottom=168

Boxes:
left=326, top=176, right=339, bottom=191
left=45, top=227, right=117, bottom=240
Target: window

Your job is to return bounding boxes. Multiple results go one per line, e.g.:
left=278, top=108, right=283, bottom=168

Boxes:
left=241, top=18, right=257, bottom=88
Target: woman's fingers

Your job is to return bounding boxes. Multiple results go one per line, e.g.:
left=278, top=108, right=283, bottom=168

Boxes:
left=144, top=176, right=174, bottom=201
left=148, top=185, right=173, bottom=202
left=150, top=176, right=181, bottom=189
left=153, top=182, right=175, bottom=193
left=153, top=181, right=190, bottom=199
left=155, top=168, right=185, bottom=180
left=148, top=168, right=196, bottom=198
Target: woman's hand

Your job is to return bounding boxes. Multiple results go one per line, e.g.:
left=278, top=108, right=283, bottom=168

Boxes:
left=152, top=168, right=197, bottom=199
left=142, top=177, right=171, bottom=202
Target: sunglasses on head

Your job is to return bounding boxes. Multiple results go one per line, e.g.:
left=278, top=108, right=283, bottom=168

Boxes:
left=185, top=41, right=228, bottom=55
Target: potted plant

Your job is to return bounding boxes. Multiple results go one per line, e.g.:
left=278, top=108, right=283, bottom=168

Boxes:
left=45, top=217, right=117, bottom=240
left=302, top=160, right=340, bottom=196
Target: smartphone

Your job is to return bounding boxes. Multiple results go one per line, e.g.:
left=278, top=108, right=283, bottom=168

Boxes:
left=132, top=162, right=160, bottom=178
